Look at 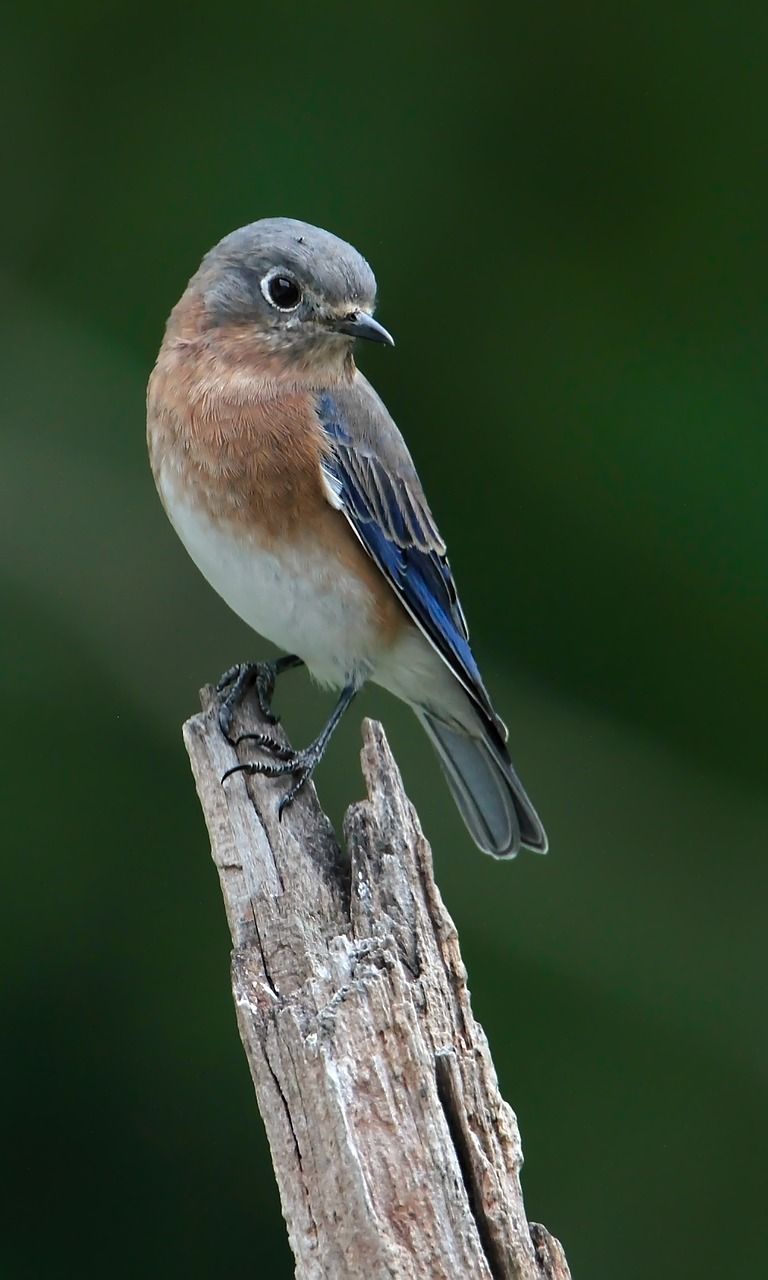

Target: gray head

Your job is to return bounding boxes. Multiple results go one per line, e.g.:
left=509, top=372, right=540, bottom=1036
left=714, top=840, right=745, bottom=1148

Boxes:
left=193, top=218, right=393, bottom=360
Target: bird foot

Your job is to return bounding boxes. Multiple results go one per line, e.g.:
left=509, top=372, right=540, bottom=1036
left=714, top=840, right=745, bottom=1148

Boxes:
left=216, top=660, right=281, bottom=741
left=222, top=739, right=326, bottom=819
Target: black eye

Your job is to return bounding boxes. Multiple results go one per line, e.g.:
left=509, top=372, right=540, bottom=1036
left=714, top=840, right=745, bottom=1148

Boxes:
left=263, top=272, right=302, bottom=311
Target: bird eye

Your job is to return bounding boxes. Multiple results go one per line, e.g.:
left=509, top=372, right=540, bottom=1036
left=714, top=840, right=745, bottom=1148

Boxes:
left=261, top=271, right=302, bottom=311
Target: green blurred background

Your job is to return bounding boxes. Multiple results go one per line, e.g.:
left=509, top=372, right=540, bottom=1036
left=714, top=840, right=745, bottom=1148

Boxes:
left=2, top=4, right=766, bottom=1276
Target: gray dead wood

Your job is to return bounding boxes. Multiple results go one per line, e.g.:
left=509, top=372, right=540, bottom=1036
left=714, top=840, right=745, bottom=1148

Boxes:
left=183, top=687, right=571, bottom=1280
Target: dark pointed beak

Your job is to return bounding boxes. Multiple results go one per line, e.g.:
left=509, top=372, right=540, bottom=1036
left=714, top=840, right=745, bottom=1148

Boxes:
left=332, top=311, right=395, bottom=346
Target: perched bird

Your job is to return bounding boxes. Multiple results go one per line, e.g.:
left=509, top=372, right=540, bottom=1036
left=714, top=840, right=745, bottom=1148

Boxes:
left=147, top=218, right=547, bottom=857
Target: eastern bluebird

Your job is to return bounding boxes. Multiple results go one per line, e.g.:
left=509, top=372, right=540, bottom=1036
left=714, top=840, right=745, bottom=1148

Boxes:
left=147, top=218, right=547, bottom=857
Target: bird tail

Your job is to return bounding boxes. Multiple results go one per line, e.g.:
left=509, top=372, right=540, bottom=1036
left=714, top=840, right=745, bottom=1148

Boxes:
left=416, top=709, right=548, bottom=858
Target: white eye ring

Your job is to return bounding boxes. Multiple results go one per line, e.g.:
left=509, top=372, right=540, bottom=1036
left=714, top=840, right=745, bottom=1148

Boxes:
left=260, top=268, right=303, bottom=312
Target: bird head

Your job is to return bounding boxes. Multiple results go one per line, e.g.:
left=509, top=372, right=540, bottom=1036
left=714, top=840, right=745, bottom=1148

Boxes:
left=182, top=218, right=394, bottom=377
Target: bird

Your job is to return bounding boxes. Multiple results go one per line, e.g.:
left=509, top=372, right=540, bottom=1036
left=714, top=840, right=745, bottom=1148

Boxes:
left=147, top=218, right=547, bottom=857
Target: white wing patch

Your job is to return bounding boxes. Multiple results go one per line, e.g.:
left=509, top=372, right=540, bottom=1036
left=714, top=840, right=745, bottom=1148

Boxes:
left=320, top=461, right=344, bottom=510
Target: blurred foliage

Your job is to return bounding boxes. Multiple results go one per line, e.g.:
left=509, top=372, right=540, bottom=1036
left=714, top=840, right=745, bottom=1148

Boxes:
left=2, top=3, right=766, bottom=1277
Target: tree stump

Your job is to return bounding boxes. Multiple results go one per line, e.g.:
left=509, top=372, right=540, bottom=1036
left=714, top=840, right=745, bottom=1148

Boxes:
left=183, top=686, right=570, bottom=1280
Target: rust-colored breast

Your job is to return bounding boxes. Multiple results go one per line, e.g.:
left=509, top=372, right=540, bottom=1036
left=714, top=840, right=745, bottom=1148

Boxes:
left=146, top=323, right=404, bottom=641
left=147, top=333, right=330, bottom=537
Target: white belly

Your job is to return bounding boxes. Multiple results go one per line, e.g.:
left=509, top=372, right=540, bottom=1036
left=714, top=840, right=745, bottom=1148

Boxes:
left=160, top=473, right=385, bottom=688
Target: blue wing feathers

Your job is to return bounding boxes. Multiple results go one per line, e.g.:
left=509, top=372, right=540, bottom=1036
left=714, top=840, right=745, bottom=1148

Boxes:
left=317, top=391, right=498, bottom=734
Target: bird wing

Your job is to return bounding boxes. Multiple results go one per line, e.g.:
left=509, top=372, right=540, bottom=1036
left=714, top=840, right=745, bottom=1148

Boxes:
left=315, top=376, right=504, bottom=740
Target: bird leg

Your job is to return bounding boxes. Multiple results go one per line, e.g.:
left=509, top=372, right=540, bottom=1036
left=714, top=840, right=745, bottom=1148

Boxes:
left=222, top=684, right=358, bottom=819
left=216, top=655, right=304, bottom=741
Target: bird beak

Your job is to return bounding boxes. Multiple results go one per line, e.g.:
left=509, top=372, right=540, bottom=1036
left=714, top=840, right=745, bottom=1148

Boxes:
left=332, top=311, right=395, bottom=346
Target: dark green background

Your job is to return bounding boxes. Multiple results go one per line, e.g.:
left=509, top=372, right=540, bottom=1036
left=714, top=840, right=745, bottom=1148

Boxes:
left=2, top=4, right=766, bottom=1276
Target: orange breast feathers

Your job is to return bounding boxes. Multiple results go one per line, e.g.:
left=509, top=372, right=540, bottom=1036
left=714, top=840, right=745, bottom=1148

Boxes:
left=147, top=328, right=338, bottom=529
left=146, top=336, right=405, bottom=640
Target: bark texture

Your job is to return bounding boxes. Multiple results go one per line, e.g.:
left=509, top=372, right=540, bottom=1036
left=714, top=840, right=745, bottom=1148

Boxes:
left=182, top=686, right=571, bottom=1280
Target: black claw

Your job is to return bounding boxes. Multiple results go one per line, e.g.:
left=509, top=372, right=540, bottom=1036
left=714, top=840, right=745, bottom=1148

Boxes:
left=216, top=664, right=242, bottom=693
left=278, top=773, right=310, bottom=820
left=217, top=662, right=259, bottom=742
left=218, top=706, right=234, bottom=742
left=222, top=756, right=292, bottom=784
left=215, top=655, right=303, bottom=741
left=221, top=762, right=248, bottom=784
left=233, top=731, right=296, bottom=761
left=276, top=744, right=324, bottom=815
left=255, top=666, right=279, bottom=724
